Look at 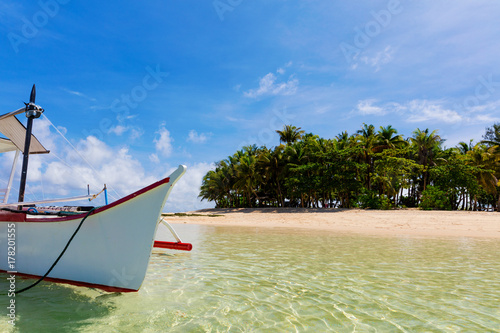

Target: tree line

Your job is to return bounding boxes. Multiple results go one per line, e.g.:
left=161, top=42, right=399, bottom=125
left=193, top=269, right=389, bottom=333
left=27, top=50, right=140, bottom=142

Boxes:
left=199, top=123, right=500, bottom=211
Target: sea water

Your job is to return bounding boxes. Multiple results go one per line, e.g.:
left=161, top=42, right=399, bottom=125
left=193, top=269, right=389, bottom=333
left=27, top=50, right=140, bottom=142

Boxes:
left=1, top=224, right=499, bottom=332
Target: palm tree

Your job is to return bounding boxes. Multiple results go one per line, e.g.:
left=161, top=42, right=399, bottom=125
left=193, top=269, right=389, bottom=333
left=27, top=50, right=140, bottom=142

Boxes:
left=481, top=123, right=500, bottom=161
left=199, top=162, right=233, bottom=207
left=276, top=125, right=305, bottom=145
left=200, top=123, right=498, bottom=211
left=242, top=144, right=259, bottom=156
left=356, top=123, right=378, bottom=190
left=481, top=123, right=500, bottom=147
left=199, top=170, right=219, bottom=205
left=468, top=145, right=498, bottom=189
left=410, top=128, right=444, bottom=191
left=375, top=125, right=406, bottom=151
left=335, top=131, right=354, bottom=150
left=456, top=140, right=474, bottom=155
left=258, top=145, right=286, bottom=207
left=234, top=154, right=261, bottom=207
left=284, top=142, right=309, bottom=207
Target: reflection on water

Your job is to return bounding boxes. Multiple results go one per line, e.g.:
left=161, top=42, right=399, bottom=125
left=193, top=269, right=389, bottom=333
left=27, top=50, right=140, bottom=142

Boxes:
left=1, top=224, right=499, bottom=332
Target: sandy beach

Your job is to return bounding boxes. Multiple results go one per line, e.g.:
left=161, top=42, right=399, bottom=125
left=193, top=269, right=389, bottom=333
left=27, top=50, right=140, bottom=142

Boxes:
left=165, top=208, right=500, bottom=239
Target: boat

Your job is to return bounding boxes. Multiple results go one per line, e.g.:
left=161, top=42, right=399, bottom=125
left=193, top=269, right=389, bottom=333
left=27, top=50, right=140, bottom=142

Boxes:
left=0, top=85, right=191, bottom=292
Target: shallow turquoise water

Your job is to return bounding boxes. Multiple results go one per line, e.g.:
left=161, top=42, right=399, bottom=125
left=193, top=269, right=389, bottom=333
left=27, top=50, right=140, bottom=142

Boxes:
left=1, top=224, right=499, bottom=332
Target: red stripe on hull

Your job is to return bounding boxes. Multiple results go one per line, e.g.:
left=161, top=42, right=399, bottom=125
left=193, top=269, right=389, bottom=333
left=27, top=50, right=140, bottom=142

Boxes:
left=0, top=270, right=137, bottom=293
left=0, top=211, right=26, bottom=222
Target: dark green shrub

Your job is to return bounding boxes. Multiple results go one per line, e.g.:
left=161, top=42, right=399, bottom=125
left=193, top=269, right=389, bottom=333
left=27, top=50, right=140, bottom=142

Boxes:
left=357, top=190, right=392, bottom=209
left=420, top=186, right=451, bottom=210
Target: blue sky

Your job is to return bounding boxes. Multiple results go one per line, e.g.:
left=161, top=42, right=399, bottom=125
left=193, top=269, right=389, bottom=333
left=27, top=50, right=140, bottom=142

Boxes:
left=0, top=0, right=499, bottom=211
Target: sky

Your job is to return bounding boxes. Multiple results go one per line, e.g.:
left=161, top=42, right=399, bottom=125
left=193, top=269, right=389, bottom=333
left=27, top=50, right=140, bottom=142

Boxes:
left=0, top=0, right=499, bottom=212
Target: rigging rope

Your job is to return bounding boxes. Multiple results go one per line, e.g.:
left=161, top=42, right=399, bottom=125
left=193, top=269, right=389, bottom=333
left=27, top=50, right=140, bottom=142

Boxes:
left=42, top=114, right=121, bottom=200
left=36, top=148, right=110, bottom=202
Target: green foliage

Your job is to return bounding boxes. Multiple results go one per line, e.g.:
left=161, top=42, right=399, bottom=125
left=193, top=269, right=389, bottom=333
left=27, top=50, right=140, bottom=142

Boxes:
left=399, top=196, right=416, bottom=208
left=357, top=190, right=392, bottom=210
left=482, top=122, right=500, bottom=146
left=199, top=123, right=500, bottom=211
left=420, top=186, right=451, bottom=210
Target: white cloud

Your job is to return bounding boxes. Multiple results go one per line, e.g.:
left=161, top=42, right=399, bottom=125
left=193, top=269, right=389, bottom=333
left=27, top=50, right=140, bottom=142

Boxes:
left=61, top=88, right=97, bottom=102
left=21, top=136, right=214, bottom=212
left=277, top=67, right=285, bottom=75
left=466, top=99, right=500, bottom=114
left=107, top=125, right=143, bottom=141
left=354, top=99, right=463, bottom=124
left=109, top=125, right=127, bottom=136
left=18, top=144, right=215, bottom=212
left=163, top=162, right=215, bottom=212
left=129, top=128, right=143, bottom=141
left=56, top=126, right=67, bottom=136
left=154, top=126, right=173, bottom=157
left=244, top=73, right=299, bottom=98
left=149, top=153, right=160, bottom=163
left=314, top=106, right=331, bottom=115
left=356, top=99, right=387, bottom=115
left=358, top=46, right=395, bottom=72
left=34, top=116, right=61, bottom=151
left=187, top=130, right=211, bottom=143
left=404, top=100, right=462, bottom=124
left=0, top=118, right=215, bottom=212
left=472, top=114, right=500, bottom=123
left=72, top=135, right=113, bottom=166
left=21, top=135, right=157, bottom=201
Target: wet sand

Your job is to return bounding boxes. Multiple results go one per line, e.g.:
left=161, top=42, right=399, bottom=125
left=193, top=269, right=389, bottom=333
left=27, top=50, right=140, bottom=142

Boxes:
left=165, top=208, right=500, bottom=239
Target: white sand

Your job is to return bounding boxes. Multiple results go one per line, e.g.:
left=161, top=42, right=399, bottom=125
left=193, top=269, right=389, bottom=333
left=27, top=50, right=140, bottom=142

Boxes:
left=165, top=208, right=500, bottom=239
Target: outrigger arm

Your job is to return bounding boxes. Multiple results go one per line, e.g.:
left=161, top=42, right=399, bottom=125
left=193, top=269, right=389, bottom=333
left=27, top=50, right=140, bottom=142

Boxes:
left=153, top=218, right=193, bottom=251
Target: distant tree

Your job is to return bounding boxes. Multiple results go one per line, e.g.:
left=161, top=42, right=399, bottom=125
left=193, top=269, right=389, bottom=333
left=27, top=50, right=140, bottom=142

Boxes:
left=467, top=144, right=499, bottom=210
left=276, top=125, right=305, bottom=145
left=482, top=123, right=500, bottom=147
left=199, top=123, right=498, bottom=211
left=410, top=128, right=444, bottom=191
left=356, top=123, right=378, bottom=190
left=234, top=153, right=261, bottom=207
left=335, top=131, right=357, bottom=151
left=375, top=125, right=406, bottom=151
left=257, top=145, right=287, bottom=207
left=455, top=140, right=474, bottom=155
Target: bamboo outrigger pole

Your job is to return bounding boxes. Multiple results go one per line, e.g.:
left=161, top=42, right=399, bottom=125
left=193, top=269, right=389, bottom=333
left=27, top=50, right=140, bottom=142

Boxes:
left=18, top=84, right=44, bottom=205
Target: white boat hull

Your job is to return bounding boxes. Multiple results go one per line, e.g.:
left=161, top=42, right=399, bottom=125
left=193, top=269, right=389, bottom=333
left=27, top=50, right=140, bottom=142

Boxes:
left=0, top=165, right=186, bottom=291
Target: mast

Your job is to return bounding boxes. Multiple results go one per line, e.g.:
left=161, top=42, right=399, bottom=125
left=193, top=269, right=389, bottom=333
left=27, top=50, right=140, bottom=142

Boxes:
left=18, top=84, right=44, bottom=205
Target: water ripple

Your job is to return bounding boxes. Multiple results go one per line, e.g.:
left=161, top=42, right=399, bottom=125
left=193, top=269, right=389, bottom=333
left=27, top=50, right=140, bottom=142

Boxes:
left=1, top=225, right=499, bottom=332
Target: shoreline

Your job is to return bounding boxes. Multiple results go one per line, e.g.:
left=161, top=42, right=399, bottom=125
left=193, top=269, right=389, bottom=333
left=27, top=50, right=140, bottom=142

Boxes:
left=164, top=208, right=500, bottom=239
